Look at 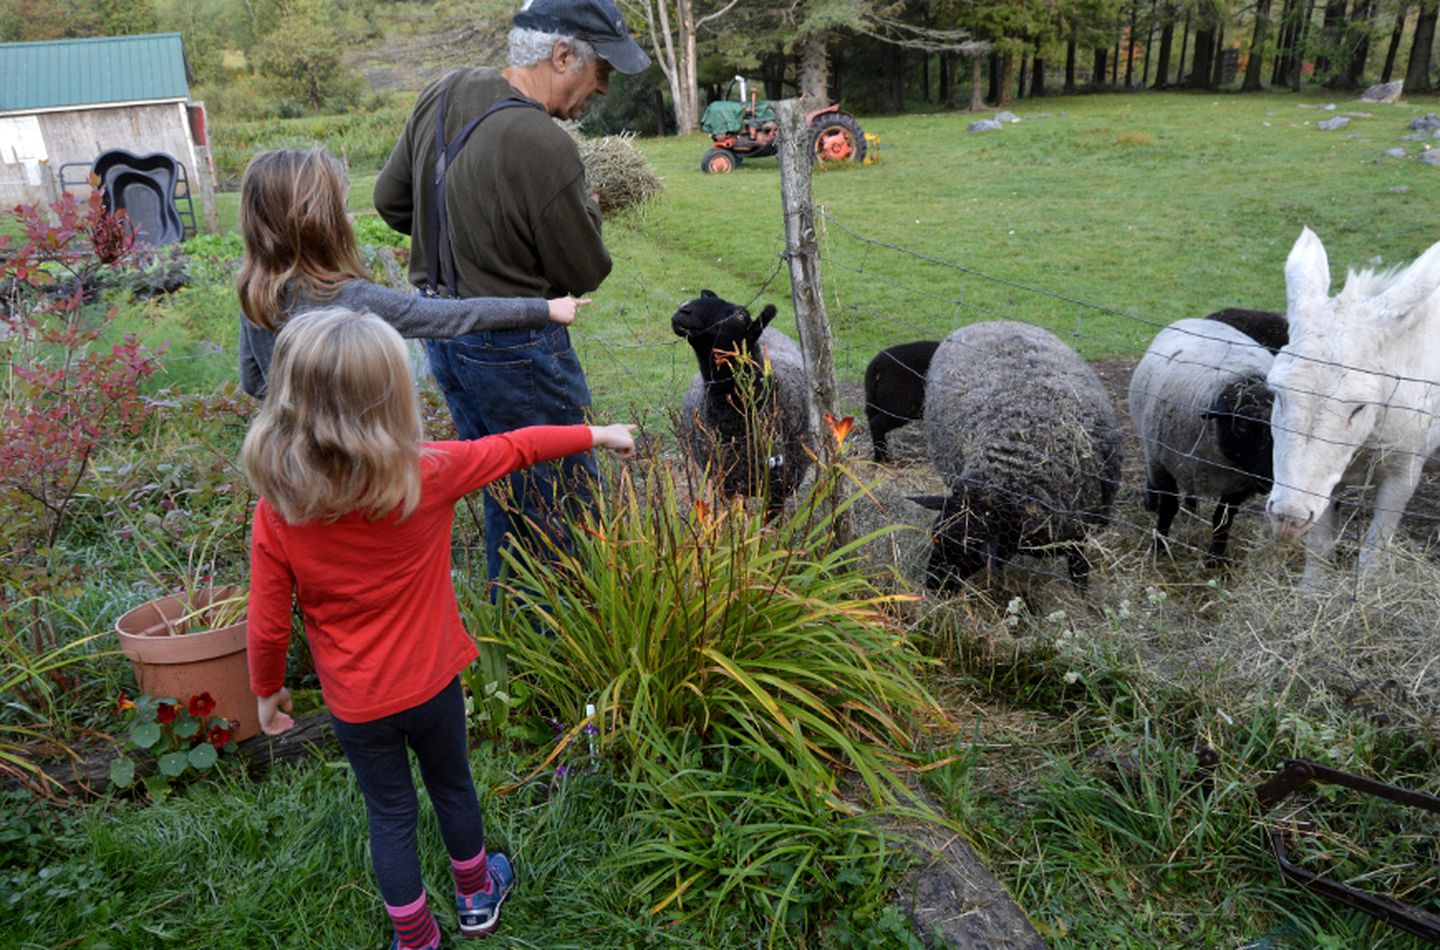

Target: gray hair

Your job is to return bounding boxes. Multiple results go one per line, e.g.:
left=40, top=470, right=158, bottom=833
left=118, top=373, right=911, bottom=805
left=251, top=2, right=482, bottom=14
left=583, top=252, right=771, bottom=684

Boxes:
left=507, top=27, right=597, bottom=70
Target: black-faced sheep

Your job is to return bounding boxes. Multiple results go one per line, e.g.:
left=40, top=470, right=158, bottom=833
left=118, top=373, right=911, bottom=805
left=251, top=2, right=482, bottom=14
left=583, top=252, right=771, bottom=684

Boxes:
left=1203, top=308, right=1287, bottom=355
left=1128, top=318, right=1275, bottom=564
left=863, top=340, right=939, bottom=462
left=910, top=321, right=1123, bottom=589
left=672, top=290, right=815, bottom=515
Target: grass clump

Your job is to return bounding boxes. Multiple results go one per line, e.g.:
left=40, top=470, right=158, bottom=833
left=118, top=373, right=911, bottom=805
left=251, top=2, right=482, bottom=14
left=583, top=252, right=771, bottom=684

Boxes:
left=480, top=453, right=948, bottom=938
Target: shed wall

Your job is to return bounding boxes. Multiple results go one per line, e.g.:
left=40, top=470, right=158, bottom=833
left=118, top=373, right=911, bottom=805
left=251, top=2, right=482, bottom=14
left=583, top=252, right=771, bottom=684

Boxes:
left=0, top=100, right=199, bottom=208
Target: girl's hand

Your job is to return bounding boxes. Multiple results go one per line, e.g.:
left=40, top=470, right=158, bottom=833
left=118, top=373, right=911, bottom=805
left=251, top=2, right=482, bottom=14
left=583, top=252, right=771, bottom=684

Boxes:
left=546, top=297, right=590, bottom=326
left=258, top=687, right=295, bottom=735
left=590, top=423, right=637, bottom=458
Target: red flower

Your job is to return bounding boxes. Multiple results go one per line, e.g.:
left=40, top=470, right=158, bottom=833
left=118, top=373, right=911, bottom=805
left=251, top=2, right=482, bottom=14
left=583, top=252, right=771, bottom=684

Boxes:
left=116, top=691, right=136, bottom=716
left=188, top=692, right=217, bottom=718
left=156, top=702, right=178, bottom=725
left=207, top=723, right=234, bottom=749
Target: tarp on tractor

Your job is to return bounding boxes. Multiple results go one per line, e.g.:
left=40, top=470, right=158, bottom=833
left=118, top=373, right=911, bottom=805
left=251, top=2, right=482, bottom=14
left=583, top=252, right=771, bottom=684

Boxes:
left=700, top=99, right=776, bottom=135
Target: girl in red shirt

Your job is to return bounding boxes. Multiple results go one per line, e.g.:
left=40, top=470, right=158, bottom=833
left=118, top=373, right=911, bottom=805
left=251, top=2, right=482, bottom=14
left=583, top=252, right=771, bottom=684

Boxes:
left=242, top=307, right=634, bottom=949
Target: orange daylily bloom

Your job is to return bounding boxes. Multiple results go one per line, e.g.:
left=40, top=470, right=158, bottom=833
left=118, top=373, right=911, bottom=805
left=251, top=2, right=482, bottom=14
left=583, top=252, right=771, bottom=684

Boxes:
left=823, top=413, right=856, bottom=446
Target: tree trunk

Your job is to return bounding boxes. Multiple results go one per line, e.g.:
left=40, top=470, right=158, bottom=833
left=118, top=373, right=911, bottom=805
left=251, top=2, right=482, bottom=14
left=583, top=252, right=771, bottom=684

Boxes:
left=1111, top=35, right=1121, bottom=84
left=1405, top=0, right=1438, bottom=93
left=988, top=50, right=1002, bottom=103
left=1191, top=28, right=1214, bottom=87
left=1066, top=31, right=1079, bottom=93
left=1155, top=7, right=1176, bottom=88
left=798, top=30, right=831, bottom=107
left=640, top=0, right=701, bottom=135
left=1125, top=1, right=1139, bottom=87
left=969, top=53, right=986, bottom=111
left=940, top=51, right=956, bottom=107
left=1093, top=46, right=1109, bottom=86
left=1018, top=51, right=1029, bottom=98
left=1325, top=0, right=1375, bottom=89
left=1032, top=52, right=1047, bottom=96
left=1242, top=0, right=1272, bottom=90
left=1381, top=4, right=1408, bottom=82
left=922, top=53, right=932, bottom=102
left=1211, top=24, right=1227, bottom=86
left=1315, top=0, right=1347, bottom=75
left=999, top=50, right=1017, bottom=106
left=1142, top=0, right=1159, bottom=86
left=1177, top=10, right=1191, bottom=83
left=1272, top=0, right=1294, bottom=84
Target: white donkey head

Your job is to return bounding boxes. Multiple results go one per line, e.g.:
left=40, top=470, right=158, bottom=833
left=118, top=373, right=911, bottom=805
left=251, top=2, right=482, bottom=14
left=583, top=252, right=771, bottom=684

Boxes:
left=1266, top=228, right=1440, bottom=541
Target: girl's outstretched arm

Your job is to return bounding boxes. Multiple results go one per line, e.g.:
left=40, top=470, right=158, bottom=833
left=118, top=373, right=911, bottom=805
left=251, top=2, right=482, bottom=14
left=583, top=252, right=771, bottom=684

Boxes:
left=333, top=280, right=550, bottom=338
left=589, top=423, right=637, bottom=458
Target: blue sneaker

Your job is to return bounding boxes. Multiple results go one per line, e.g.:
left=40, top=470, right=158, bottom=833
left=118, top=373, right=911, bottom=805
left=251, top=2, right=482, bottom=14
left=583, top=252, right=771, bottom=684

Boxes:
left=456, top=852, right=514, bottom=937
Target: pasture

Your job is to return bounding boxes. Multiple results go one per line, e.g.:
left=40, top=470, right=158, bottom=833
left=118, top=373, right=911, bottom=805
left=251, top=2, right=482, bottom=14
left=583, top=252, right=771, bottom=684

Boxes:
left=5, top=90, right=1440, bottom=948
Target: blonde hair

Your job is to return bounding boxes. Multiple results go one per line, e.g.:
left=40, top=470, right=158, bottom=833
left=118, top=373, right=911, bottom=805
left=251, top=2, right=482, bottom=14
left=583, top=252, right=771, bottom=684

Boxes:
left=236, top=148, right=368, bottom=332
left=242, top=308, right=423, bottom=524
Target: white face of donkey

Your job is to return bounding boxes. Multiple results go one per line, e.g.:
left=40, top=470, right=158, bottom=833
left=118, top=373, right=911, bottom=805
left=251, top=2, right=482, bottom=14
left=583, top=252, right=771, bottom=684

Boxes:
left=1266, top=228, right=1440, bottom=541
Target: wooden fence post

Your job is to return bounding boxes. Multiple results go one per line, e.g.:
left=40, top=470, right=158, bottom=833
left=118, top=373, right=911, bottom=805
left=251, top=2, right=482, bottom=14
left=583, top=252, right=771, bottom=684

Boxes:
left=774, top=99, right=839, bottom=425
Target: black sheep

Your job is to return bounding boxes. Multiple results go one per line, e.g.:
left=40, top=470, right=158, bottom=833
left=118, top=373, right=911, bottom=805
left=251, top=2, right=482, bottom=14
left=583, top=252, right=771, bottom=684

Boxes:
left=672, top=291, right=814, bottom=515
left=863, top=340, right=939, bottom=462
left=1203, top=308, right=1288, bottom=356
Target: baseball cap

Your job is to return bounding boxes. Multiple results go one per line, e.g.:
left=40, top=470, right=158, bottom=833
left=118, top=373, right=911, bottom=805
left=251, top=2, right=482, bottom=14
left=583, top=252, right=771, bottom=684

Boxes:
left=513, top=0, right=652, bottom=75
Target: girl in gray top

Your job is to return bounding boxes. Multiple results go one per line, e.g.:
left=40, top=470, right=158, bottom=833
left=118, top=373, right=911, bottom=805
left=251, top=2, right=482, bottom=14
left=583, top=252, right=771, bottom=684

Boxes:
left=237, top=148, right=584, bottom=398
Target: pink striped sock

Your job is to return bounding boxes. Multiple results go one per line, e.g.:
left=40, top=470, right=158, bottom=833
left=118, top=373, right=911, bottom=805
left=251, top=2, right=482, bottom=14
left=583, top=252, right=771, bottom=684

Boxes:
left=385, top=893, right=439, bottom=949
left=452, top=848, right=490, bottom=897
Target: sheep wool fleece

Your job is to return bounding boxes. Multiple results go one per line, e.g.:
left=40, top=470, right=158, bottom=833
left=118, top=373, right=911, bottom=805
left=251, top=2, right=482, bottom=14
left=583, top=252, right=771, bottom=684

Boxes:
left=1128, top=318, right=1275, bottom=499
left=246, top=426, right=593, bottom=724
left=923, top=321, right=1122, bottom=531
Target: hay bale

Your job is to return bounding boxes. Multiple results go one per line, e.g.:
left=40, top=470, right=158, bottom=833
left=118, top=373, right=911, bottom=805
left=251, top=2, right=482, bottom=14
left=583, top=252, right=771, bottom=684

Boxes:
left=560, top=122, right=664, bottom=215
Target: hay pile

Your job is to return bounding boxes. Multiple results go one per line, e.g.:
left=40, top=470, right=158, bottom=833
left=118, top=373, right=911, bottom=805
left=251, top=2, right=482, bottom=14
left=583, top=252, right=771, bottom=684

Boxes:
left=560, top=122, right=664, bottom=215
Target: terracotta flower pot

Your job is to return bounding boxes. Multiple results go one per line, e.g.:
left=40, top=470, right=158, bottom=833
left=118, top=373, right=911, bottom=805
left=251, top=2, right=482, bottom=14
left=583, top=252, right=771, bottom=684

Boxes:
left=115, top=586, right=259, bottom=742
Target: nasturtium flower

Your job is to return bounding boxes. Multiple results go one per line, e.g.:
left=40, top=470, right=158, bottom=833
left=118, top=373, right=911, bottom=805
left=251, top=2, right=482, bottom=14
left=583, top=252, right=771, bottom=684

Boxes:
left=188, top=692, right=217, bottom=718
left=116, top=691, right=136, bottom=716
left=207, top=723, right=234, bottom=749
left=156, top=702, right=178, bottom=725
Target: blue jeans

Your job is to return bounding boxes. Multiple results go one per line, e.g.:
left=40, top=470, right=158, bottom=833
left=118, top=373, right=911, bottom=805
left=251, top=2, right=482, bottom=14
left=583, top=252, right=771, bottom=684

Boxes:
left=330, top=678, right=483, bottom=907
left=424, top=324, right=598, bottom=582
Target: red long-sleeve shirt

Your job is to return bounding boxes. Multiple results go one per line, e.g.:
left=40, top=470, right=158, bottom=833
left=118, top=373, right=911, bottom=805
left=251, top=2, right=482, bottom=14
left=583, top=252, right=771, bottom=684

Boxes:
left=247, top=426, right=593, bottom=723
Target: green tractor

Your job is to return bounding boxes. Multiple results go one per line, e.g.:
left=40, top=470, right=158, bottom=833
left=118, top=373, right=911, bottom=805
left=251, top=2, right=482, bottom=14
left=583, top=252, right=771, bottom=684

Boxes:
left=699, top=77, right=867, bottom=173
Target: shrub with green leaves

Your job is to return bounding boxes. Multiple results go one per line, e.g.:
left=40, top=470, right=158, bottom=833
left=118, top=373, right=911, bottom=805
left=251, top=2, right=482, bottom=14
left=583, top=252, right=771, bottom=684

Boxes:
left=482, top=449, right=947, bottom=933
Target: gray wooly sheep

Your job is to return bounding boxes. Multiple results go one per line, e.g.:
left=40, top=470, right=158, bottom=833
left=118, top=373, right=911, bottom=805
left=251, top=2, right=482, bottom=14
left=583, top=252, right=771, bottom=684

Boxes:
left=672, top=291, right=815, bottom=514
left=863, top=340, right=939, bottom=462
left=1128, top=318, right=1276, bottom=564
left=911, top=321, right=1123, bottom=588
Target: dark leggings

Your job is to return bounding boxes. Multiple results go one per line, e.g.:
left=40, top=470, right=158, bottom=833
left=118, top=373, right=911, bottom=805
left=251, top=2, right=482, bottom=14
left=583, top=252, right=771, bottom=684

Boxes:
left=330, top=677, right=484, bottom=906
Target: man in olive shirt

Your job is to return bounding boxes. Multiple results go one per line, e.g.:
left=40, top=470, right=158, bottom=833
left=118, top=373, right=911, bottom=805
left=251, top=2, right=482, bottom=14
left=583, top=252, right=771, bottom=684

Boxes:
left=374, top=0, right=649, bottom=583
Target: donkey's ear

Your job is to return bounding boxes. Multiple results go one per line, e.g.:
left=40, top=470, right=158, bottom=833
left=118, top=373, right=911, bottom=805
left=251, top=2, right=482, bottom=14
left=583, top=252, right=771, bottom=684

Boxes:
left=1378, top=240, right=1440, bottom=330
left=1285, top=227, right=1331, bottom=324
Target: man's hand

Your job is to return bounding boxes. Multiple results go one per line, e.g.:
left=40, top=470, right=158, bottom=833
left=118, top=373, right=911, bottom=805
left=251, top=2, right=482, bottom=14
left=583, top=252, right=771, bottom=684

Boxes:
left=546, top=297, right=591, bottom=326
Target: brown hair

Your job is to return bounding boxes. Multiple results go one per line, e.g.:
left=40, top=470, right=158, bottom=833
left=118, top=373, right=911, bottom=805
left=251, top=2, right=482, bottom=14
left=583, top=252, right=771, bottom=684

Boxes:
left=241, top=308, right=423, bottom=524
left=236, top=149, right=368, bottom=332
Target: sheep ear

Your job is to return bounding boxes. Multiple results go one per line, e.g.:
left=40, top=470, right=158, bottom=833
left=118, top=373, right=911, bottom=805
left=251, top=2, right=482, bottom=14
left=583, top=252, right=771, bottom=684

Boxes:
left=700, top=289, right=717, bottom=299
left=1285, top=227, right=1331, bottom=325
left=908, top=494, right=948, bottom=511
left=1377, top=240, right=1440, bottom=330
left=756, top=304, right=778, bottom=330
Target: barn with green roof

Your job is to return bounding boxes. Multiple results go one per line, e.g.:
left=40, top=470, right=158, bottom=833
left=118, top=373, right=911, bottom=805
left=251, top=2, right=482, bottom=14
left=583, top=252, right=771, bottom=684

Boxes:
left=0, top=32, right=215, bottom=230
